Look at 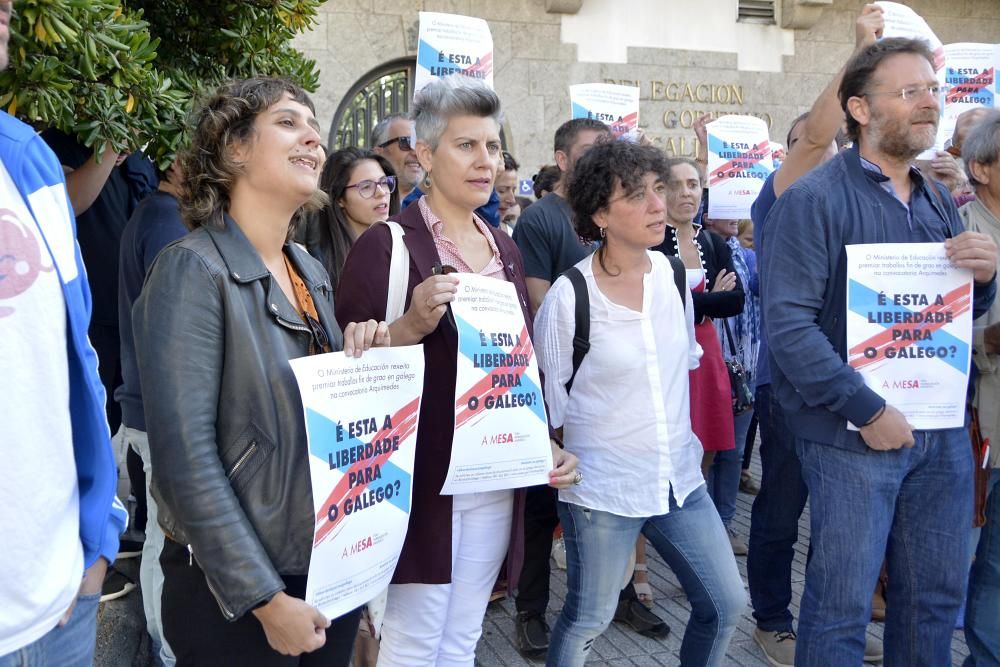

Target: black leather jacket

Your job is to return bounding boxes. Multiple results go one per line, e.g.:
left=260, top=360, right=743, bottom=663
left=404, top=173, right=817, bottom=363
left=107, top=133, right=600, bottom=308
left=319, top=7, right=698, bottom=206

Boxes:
left=133, top=216, right=343, bottom=620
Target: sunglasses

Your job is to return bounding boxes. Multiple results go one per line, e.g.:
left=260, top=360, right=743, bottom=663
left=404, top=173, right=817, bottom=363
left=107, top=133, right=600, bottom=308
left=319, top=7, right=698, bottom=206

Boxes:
left=378, top=134, right=414, bottom=152
left=345, top=175, right=397, bottom=199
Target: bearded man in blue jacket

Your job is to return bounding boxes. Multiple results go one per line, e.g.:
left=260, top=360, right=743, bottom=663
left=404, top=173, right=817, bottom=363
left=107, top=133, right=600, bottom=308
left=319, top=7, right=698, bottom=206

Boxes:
left=761, top=37, right=998, bottom=667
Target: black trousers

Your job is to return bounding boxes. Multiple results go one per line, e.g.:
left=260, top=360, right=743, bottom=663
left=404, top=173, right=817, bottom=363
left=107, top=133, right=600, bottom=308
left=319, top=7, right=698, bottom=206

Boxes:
left=515, top=485, right=637, bottom=616
left=160, top=539, right=360, bottom=666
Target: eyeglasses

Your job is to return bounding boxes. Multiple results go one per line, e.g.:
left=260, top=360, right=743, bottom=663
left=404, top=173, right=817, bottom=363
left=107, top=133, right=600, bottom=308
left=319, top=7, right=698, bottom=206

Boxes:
left=345, top=176, right=397, bottom=199
left=864, top=84, right=949, bottom=102
left=378, top=135, right=414, bottom=152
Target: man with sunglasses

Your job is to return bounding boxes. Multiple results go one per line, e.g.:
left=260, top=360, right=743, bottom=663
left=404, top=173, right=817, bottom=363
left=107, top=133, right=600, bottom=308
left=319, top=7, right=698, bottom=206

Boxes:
left=760, top=37, right=998, bottom=665
left=372, top=113, right=423, bottom=201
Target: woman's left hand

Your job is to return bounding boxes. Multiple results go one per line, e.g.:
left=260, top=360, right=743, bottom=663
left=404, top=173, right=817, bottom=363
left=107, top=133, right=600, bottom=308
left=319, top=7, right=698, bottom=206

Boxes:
left=548, top=440, right=579, bottom=489
left=343, top=319, right=391, bottom=358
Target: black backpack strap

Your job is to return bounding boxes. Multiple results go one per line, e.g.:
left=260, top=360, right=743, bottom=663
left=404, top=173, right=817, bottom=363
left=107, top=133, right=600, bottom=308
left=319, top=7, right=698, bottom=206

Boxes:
left=563, top=267, right=590, bottom=394
left=666, top=255, right=686, bottom=310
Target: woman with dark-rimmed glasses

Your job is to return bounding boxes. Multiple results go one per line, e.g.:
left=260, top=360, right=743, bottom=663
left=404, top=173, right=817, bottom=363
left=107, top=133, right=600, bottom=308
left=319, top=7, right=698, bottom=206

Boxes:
left=308, top=147, right=400, bottom=290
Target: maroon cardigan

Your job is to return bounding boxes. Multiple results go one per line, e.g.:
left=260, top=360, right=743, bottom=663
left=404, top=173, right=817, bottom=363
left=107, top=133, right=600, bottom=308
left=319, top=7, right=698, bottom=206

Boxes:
left=335, top=201, right=530, bottom=585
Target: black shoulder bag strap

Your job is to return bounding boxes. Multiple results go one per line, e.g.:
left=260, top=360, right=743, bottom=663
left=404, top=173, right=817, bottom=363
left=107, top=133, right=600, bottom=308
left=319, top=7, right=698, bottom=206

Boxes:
left=564, top=266, right=590, bottom=394
left=666, top=254, right=686, bottom=310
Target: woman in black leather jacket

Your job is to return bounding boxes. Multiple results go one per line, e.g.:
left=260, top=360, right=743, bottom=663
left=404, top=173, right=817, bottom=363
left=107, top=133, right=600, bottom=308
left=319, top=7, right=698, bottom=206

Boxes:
left=133, top=77, right=387, bottom=665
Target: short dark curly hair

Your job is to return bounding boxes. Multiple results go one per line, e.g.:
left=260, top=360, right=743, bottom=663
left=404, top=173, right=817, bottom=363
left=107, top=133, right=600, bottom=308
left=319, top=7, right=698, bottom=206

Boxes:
left=181, top=77, right=321, bottom=232
left=567, top=141, right=669, bottom=245
left=839, top=37, right=935, bottom=142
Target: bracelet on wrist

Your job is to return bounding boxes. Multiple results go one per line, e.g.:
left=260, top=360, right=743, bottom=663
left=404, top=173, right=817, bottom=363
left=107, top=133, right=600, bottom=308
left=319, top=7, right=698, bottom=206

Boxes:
left=863, top=404, right=886, bottom=427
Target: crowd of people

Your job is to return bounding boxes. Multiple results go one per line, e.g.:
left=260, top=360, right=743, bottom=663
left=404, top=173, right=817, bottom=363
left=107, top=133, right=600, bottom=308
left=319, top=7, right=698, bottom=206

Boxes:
left=3, top=1, right=1000, bottom=666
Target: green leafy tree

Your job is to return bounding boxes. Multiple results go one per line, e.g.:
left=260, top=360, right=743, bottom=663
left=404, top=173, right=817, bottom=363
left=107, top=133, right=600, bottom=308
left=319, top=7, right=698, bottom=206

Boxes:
left=0, top=0, right=324, bottom=167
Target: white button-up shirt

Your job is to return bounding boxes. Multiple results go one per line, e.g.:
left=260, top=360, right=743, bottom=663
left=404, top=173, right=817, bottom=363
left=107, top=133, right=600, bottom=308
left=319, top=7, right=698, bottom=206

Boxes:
left=535, top=251, right=705, bottom=517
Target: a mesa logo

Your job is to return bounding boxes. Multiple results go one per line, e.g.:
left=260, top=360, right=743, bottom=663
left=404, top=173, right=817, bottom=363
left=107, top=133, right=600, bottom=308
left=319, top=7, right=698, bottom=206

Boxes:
left=482, top=432, right=515, bottom=446
left=342, top=535, right=374, bottom=558
left=881, top=379, right=920, bottom=389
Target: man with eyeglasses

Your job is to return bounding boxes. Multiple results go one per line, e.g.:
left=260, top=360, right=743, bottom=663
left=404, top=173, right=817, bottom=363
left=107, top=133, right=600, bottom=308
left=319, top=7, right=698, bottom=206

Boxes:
left=372, top=113, right=423, bottom=201
left=760, top=37, right=998, bottom=665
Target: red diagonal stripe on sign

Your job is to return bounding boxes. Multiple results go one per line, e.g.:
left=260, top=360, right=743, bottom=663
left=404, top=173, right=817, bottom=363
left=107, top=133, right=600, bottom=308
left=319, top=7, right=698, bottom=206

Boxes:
left=847, top=284, right=970, bottom=370
left=947, top=68, right=995, bottom=104
left=455, top=325, right=533, bottom=429
left=463, top=52, right=493, bottom=77
left=709, top=140, right=771, bottom=187
left=611, top=111, right=639, bottom=136
left=314, top=396, right=421, bottom=546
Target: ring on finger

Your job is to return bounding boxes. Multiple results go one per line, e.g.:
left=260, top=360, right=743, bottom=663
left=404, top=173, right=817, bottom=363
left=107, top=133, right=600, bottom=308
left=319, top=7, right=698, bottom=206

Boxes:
left=572, top=471, right=583, bottom=486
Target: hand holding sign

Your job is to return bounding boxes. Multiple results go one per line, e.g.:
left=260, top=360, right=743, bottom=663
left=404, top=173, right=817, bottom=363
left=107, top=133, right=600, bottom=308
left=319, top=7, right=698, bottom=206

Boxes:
left=860, top=404, right=915, bottom=451
left=343, top=319, right=390, bottom=358
left=253, top=593, right=330, bottom=656
left=855, top=3, right=884, bottom=50
left=547, top=442, right=579, bottom=489
left=945, top=231, right=999, bottom=284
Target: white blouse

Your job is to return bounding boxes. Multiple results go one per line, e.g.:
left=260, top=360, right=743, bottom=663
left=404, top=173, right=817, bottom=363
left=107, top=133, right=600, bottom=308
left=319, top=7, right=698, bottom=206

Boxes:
left=535, top=251, right=705, bottom=518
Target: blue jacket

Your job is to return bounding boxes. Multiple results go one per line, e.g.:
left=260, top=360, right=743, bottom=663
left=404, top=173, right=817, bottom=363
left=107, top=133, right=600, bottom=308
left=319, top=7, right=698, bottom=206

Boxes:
left=760, top=146, right=996, bottom=451
left=0, top=112, right=127, bottom=568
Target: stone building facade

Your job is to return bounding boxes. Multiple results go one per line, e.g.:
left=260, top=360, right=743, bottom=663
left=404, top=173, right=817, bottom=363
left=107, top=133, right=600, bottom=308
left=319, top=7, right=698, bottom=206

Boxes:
left=295, top=0, right=1000, bottom=177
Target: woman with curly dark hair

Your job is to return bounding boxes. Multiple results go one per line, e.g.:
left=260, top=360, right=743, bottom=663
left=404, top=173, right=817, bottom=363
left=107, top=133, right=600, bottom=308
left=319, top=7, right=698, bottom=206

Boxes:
left=534, top=140, right=744, bottom=667
left=308, top=147, right=399, bottom=290
left=133, top=77, right=388, bottom=665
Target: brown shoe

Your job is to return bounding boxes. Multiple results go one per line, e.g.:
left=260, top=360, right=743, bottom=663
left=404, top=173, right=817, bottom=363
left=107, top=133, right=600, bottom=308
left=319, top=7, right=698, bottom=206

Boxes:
left=740, top=470, right=760, bottom=495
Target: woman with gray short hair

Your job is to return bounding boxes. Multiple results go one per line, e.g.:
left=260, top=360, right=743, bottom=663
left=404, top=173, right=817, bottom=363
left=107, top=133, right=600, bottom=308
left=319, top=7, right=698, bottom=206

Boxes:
left=336, top=74, right=578, bottom=666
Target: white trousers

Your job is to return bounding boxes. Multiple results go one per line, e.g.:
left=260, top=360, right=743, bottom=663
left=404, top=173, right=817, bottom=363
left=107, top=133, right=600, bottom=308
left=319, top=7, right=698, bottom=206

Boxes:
left=377, top=489, right=514, bottom=667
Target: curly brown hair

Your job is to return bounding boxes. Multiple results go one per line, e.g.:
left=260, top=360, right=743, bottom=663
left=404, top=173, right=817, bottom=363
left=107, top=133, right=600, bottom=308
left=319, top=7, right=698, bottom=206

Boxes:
left=180, top=77, right=325, bottom=233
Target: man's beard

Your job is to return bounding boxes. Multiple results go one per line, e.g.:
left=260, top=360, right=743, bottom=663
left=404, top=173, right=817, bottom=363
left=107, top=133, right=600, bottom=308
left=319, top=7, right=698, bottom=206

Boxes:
left=868, top=107, right=939, bottom=161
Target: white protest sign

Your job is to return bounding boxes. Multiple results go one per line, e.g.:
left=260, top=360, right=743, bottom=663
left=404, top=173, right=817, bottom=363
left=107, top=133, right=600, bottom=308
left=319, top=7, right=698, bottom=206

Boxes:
left=570, top=83, right=640, bottom=140
left=845, top=243, right=973, bottom=430
left=706, top=115, right=773, bottom=220
left=442, top=273, right=553, bottom=495
left=414, top=12, right=494, bottom=96
left=289, top=346, right=425, bottom=620
left=876, top=2, right=945, bottom=71
left=937, top=43, right=998, bottom=150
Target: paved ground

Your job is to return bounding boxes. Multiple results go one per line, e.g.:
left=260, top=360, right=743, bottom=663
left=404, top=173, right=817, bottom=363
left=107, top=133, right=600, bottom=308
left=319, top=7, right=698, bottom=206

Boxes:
left=96, top=447, right=973, bottom=666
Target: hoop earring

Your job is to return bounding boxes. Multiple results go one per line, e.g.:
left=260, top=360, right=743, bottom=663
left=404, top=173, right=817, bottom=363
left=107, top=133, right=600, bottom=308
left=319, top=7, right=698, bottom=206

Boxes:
left=422, top=171, right=432, bottom=190
left=599, top=226, right=606, bottom=238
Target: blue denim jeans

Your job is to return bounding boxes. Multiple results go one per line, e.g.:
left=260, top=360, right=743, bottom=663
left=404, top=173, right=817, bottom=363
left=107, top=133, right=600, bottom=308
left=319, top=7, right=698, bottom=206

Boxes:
left=708, top=408, right=755, bottom=525
left=0, top=591, right=100, bottom=667
left=795, top=430, right=972, bottom=667
left=965, top=469, right=1000, bottom=666
left=746, top=384, right=809, bottom=632
left=546, top=484, right=745, bottom=667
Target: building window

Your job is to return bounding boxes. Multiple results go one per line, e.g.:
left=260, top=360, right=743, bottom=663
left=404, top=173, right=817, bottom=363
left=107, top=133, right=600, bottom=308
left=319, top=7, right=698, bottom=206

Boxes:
left=330, top=58, right=415, bottom=151
left=737, top=0, right=776, bottom=25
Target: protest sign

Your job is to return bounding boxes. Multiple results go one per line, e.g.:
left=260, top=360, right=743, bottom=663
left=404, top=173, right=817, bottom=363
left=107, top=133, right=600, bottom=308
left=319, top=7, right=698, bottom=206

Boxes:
left=876, top=2, right=945, bottom=71
left=845, top=244, right=973, bottom=430
left=442, top=274, right=553, bottom=495
left=706, top=115, right=773, bottom=220
left=937, top=43, right=998, bottom=150
left=414, top=12, right=493, bottom=96
left=569, top=83, right=640, bottom=140
left=289, top=346, right=425, bottom=620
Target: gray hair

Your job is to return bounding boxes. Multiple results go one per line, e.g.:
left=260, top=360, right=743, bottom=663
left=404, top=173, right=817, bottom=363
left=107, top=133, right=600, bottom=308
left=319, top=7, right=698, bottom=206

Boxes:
left=411, top=74, right=503, bottom=150
left=962, top=110, right=1000, bottom=187
left=370, top=112, right=410, bottom=148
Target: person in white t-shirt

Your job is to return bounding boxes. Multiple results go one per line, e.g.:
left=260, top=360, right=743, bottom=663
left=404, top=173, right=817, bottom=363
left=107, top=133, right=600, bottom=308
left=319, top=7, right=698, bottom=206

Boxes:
left=0, top=1, right=128, bottom=662
left=534, top=140, right=745, bottom=667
